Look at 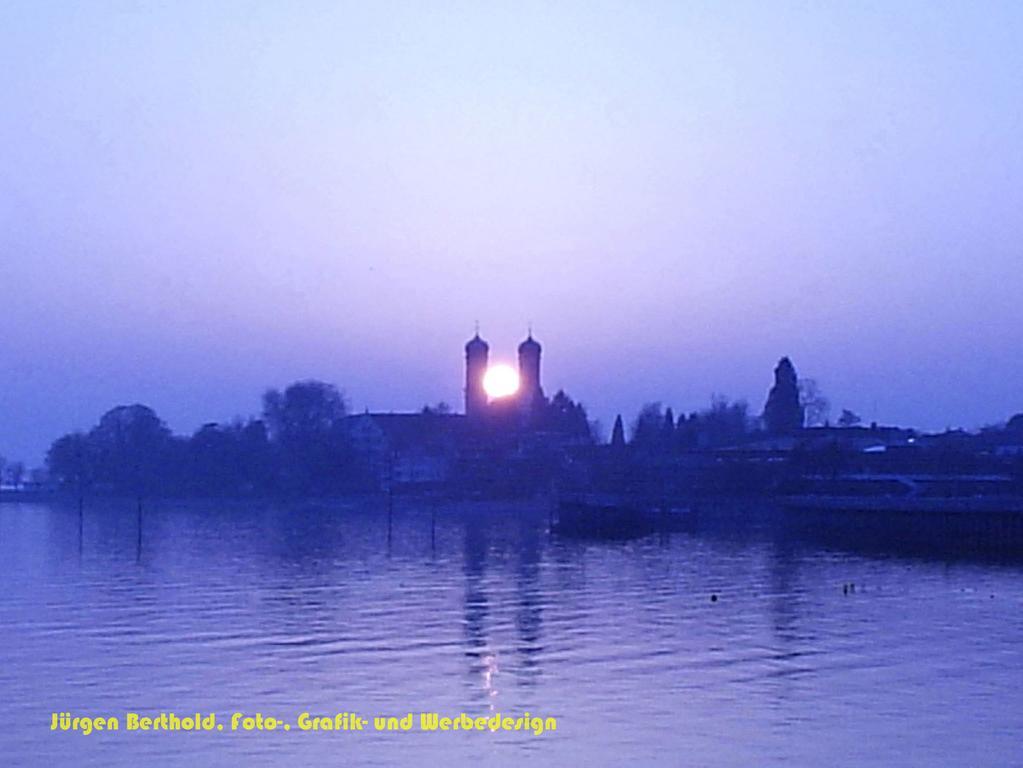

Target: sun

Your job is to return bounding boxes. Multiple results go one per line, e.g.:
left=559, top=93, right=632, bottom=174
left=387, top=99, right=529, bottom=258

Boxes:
left=483, top=364, right=520, bottom=399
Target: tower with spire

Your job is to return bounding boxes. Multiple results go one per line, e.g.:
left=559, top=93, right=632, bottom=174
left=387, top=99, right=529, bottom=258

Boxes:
left=464, top=327, right=489, bottom=418
left=517, top=328, right=544, bottom=413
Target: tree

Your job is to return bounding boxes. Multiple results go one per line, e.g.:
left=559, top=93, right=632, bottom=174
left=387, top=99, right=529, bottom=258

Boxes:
left=837, top=409, right=862, bottom=428
left=47, top=432, right=98, bottom=493
left=679, top=396, right=752, bottom=448
left=88, top=404, right=174, bottom=494
left=262, top=380, right=351, bottom=492
left=610, top=414, right=626, bottom=447
left=763, top=357, right=804, bottom=434
left=6, top=461, right=25, bottom=489
left=47, top=406, right=184, bottom=497
left=186, top=421, right=266, bottom=495
left=421, top=401, right=452, bottom=415
left=631, top=402, right=665, bottom=450
left=539, top=390, right=593, bottom=442
left=706, top=397, right=751, bottom=441
left=263, top=380, right=347, bottom=444
left=799, top=379, right=831, bottom=427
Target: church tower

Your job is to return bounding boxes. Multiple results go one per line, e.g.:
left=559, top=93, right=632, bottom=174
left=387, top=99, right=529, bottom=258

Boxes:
left=517, top=331, right=544, bottom=412
left=464, top=331, right=489, bottom=418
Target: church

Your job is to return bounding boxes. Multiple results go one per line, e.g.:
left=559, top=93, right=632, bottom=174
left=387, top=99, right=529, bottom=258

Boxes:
left=347, top=330, right=553, bottom=488
left=464, top=330, right=546, bottom=419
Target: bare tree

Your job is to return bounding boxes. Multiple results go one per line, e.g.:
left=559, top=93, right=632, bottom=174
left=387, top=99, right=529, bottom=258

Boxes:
left=798, top=379, right=831, bottom=427
left=422, top=401, right=452, bottom=415
left=838, top=409, right=862, bottom=428
left=7, top=461, right=25, bottom=489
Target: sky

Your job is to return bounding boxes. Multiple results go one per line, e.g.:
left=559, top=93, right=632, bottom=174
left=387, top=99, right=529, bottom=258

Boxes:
left=1, top=1, right=1022, bottom=465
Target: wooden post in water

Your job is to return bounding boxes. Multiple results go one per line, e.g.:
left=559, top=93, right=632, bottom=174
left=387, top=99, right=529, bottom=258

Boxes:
left=136, top=496, right=143, bottom=562
left=387, top=488, right=393, bottom=545
left=386, top=451, right=395, bottom=551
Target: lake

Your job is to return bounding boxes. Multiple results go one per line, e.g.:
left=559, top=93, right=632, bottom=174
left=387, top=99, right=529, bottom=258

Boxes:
left=1, top=499, right=1020, bottom=766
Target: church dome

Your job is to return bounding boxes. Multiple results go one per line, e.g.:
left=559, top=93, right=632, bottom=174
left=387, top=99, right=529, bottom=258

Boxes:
left=518, top=333, right=541, bottom=353
left=465, top=333, right=489, bottom=353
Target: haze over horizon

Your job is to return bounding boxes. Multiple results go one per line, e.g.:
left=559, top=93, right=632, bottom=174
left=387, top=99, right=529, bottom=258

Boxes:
left=2, top=1, right=1022, bottom=465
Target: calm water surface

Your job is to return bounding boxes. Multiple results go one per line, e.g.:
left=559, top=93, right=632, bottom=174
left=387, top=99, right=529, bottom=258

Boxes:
left=0, top=499, right=1020, bottom=767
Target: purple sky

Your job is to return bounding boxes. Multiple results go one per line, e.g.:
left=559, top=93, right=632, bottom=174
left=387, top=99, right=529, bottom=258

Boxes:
left=2, top=1, right=1022, bottom=464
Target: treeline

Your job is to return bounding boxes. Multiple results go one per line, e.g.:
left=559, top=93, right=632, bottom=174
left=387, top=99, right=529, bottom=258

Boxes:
left=529, top=390, right=594, bottom=441
left=45, top=379, right=598, bottom=498
left=619, top=357, right=844, bottom=451
left=627, top=397, right=756, bottom=451
left=47, top=381, right=373, bottom=497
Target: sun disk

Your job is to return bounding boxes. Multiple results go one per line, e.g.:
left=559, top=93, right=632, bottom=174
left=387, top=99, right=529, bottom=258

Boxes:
left=483, top=364, right=520, bottom=399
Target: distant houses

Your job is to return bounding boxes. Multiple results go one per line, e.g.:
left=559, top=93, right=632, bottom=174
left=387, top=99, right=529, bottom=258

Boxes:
left=347, top=412, right=466, bottom=488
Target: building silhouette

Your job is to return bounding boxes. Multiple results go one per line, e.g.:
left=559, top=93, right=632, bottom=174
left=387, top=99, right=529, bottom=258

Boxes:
left=464, top=332, right=489, bottom=418
left=348, top=329, right=569, bottom=492
left=464, top=329, right=546, bottom=419
left=517, top=332, right=544, bottom=415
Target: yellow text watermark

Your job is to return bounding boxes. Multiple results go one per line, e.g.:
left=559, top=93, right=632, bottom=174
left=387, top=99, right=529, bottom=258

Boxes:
left=50, top=711, right=557, bottom=736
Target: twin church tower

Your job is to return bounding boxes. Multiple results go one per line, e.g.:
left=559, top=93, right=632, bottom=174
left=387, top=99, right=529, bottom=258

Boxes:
left=464, top=331, right=544, bottom=418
